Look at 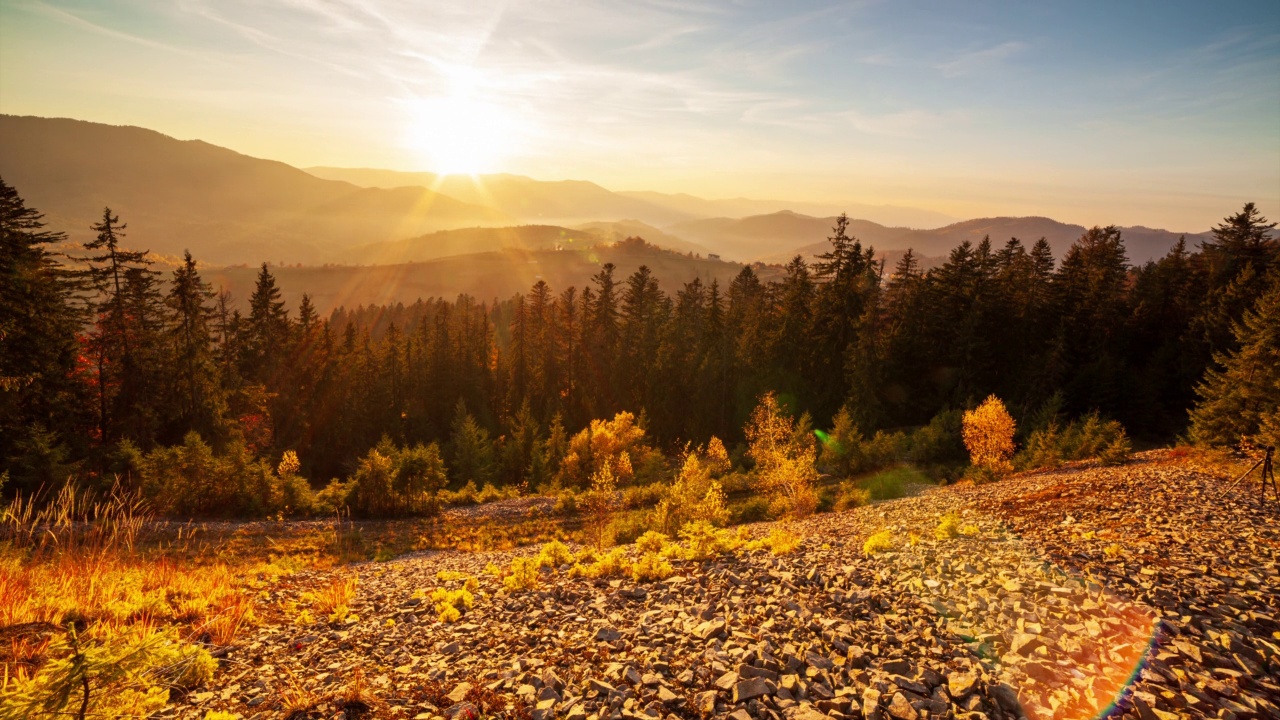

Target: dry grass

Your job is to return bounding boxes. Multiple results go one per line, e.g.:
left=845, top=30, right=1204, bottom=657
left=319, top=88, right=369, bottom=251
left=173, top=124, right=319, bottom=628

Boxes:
left=304, top=575, right=359, bottom=623
left=0, top=483, right=256, bottom=709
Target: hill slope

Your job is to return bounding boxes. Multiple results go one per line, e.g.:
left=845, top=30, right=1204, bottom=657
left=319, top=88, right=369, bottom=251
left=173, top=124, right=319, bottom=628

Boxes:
left=170, top=451, right=1280, bottom=719
left=0, top=115, right=509, bottom=264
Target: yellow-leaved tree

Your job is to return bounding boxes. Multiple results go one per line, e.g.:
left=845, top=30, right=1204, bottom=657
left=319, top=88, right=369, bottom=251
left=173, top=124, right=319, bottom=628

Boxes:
left=652, top=450, right=729, bottom=534
left=556, top=411, right=656, bottom=488
left=962, top=395, right=1016, bottom=477
left=746, top=393, right=818, bottom=518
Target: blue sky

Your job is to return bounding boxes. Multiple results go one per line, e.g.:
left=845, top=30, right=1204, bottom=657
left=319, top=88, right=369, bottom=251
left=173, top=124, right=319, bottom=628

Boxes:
left=2, top=0, right=1277, bottom=229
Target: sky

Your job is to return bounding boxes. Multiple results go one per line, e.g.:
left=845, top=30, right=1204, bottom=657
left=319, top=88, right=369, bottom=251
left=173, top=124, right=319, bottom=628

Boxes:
left=2, top=0, right=1278, bottom=230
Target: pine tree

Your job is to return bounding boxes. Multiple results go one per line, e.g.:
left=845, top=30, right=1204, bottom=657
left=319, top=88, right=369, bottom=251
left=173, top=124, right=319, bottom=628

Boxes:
left=164, top=251, right=222, bottom=441
left=242, top=263, right=290, bottom=384
left=1188, top=270, right=1280, bottom=447
left=447, top=400, right=494, bottom=485
left=0, top=179, right=84, bottom=485
left=74, top=208, right=161, bottom=444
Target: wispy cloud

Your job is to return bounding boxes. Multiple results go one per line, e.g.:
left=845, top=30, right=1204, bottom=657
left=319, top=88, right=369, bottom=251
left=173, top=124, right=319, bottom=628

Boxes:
left=937, top=40, right=1028, bottom=77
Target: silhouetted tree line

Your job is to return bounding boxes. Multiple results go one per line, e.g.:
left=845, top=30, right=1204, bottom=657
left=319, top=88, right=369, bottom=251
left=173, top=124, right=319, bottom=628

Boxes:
left=2, top=175, right=1276, bottom=495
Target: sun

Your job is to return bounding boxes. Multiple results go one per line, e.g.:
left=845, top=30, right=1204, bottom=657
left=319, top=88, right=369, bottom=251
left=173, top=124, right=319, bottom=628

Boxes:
left=405, top=93, right=517, bottom=176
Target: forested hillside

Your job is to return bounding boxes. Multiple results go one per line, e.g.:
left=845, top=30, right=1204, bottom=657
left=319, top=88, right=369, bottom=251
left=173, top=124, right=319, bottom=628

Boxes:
left=3, top=174, right=1275, bottom=498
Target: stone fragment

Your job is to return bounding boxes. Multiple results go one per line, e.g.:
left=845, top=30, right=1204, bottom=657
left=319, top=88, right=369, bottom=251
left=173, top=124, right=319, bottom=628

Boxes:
left=886, top=692, right=918, bottom=720
left=733, top=677, right=771, bottom=703
left=947, top=671, right=977, bottom=698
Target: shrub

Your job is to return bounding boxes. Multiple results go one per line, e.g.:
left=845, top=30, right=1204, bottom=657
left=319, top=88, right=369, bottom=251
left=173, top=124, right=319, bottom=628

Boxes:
left=935, top=513, right=962, bottom=540
left=678, top=520, right=725, bottom=561
left=552, top=490, right=578, bottom=515
left=630, top=552, right=674, bottom=582
left=763, top=527, right=801, bottom=555
left=635, top=530, right=669, bottom=554
left=430, top=587, right=474, bottom=623
left=863, top=529, right=895, bottom=555
left=536, top=539, right=574, bottom=569
left=731, top=496, right=772, bottom=524
left=746, top=393, right=819, bottom=518
left=651, top=453, right=729, bottom=534
left=439, top=480, right=479, bottom=507
left=573, top=547, right=631, bottom=578
left=1, top=625, right=215, bottom=719
left=313, top=479, right=354, bottom=515
left=277, top=450, right=302, bottom=476
left=556, top=412, right=659, bottom=488
left=476, top=482, right=509, bottom=504
left=277, top=473, right=315, bottom=516
left=503, top=557, right=540, bottom=592
left=350, top=440, right=447, bottom=517
left=962, top=396, right=1016, bottom=476
left=1014, top=412, right=1132, bottom=469
left=608, top=512, right=649, bottom=546
left=620, top=482, right=665, bottom=509
left=122, top=433, right=282, bottom=517
left=581, top=462, right=618, bottom=549
left=834, top=480, right=871, bottom=511
left=818, top=407, right=911, bottom=476
left=704, top=436, right=732, bottom=475
left=905, top=409, right=967, bottom=465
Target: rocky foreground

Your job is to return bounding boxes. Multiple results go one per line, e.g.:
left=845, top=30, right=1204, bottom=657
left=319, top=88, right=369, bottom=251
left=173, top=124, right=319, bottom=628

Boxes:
left=179, top=452, right=1280, bottom=720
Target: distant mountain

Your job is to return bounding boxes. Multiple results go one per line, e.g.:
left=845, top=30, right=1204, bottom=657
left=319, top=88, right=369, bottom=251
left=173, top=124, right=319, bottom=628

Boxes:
left=679, top=211, right=1213, bottom=265
left=621, top=191, right=958, bottom=230
left=209, top=242, right=783, bottom=315
left=0, top=116, right=509, bottom=264
left=306, top=166, right=958, bottom=230
left=668, top=211, right=911, bottom=262
left=344, top=221, right=710, bottom=266
left=571, top=219, right=711, bottom=255
left=304, top=167, right=696, bottom=227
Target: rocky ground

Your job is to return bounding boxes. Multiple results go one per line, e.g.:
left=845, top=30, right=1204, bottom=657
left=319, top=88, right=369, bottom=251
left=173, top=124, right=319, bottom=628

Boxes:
left=175, top=451, right=1280, bottom=720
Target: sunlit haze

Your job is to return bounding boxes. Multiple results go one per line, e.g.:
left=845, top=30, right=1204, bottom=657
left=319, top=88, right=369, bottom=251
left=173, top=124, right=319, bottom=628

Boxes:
left=2, top=0, right=1278, bottom=229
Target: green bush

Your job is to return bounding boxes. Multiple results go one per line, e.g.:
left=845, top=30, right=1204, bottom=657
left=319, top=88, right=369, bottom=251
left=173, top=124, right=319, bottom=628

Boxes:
left=439, top=480, right=479, bottom=506
left=861, top=466, right=928, bottom=501
left=350, top=439, right=447, bottom=517
left=314, top=479, right=354, bottom=515
left=1014, top=412, right=1132, bottom=470
left=834, top=480, right=871, bottom=510
left=621, top=482, right=666, bottom=509
left=120, top=433, right=282, bottom=517
left=817, top=406, right=910, bottom=476
left=905, top=409, right=967, bottom=465
left=730, top=496, right=772, bottom=524
left=608, top=512, right=650, bottom=546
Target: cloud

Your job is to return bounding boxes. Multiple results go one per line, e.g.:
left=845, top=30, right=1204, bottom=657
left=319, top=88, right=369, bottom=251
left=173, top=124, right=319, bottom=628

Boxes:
left=937, top=40, right=1028, bottom=77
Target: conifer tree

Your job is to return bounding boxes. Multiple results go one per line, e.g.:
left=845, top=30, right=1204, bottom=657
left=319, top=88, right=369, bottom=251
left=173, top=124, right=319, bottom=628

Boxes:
left=447, top=400, right=494, bottom=485
left=164, top=251, right=222, bottom=442
left=1189, top=270, right=1280, bottom=447
left=0, top=179, right=84, bottom=484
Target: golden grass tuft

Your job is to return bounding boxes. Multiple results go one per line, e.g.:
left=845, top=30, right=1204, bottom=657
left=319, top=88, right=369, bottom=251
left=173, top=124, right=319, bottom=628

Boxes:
left=863, top=529, right=896, bottom=555
left=304, top=575, right=358, bottom=623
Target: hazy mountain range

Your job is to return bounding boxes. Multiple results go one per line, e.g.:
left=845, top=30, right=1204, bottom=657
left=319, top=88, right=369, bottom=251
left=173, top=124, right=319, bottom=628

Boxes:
left=0, top=114, right=1219, bottom=305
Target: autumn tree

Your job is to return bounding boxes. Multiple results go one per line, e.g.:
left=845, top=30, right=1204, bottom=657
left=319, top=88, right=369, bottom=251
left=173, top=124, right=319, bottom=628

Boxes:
left=746, top=392, right=818, bottom=518
left=962, top=395, right=1016, bottom=477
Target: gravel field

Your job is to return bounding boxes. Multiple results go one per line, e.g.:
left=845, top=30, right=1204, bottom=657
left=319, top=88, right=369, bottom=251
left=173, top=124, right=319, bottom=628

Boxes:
left=175, top=451, right=1280, bottom=720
